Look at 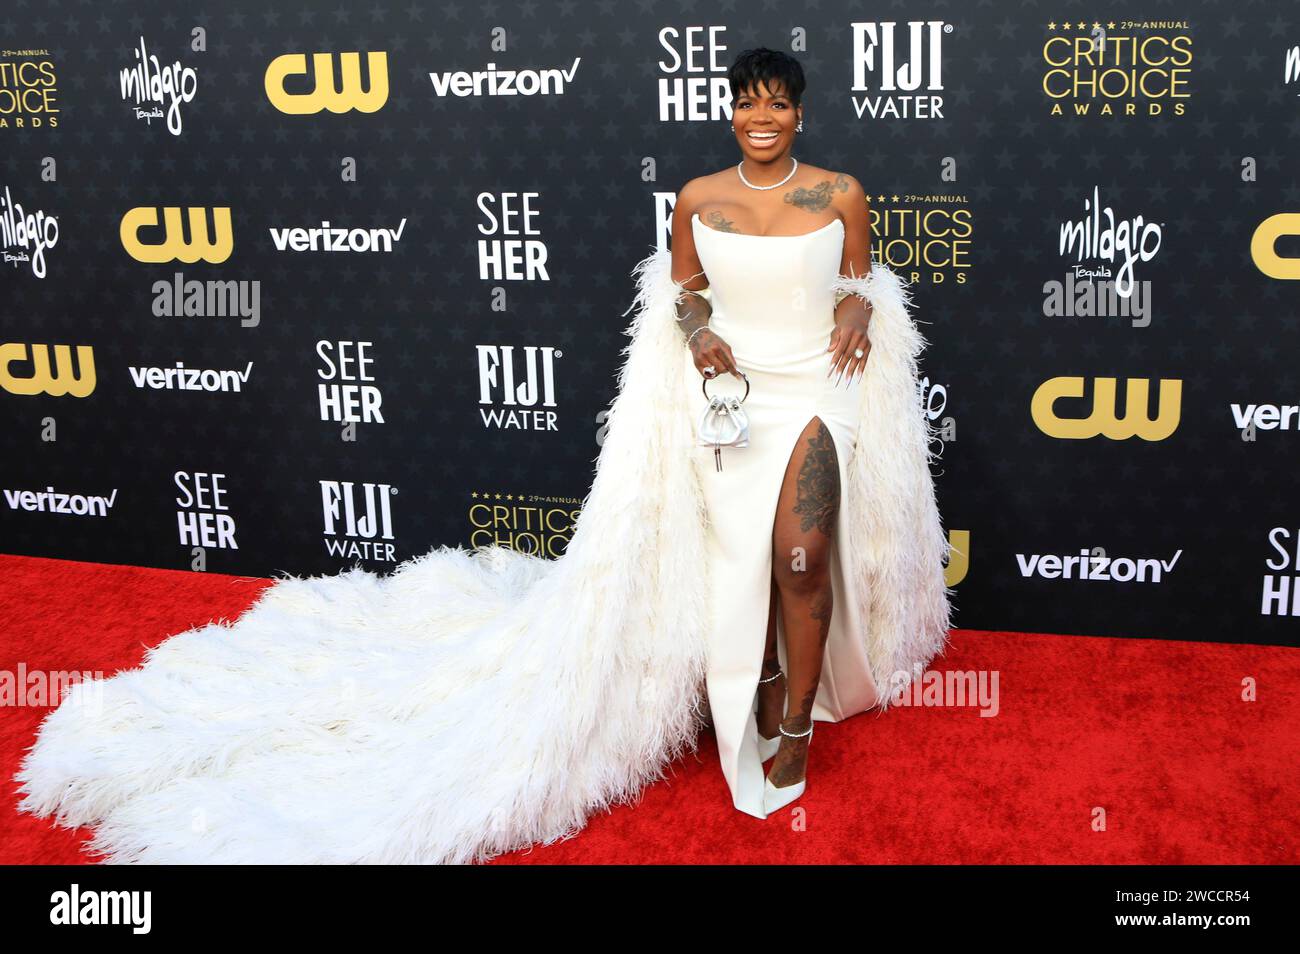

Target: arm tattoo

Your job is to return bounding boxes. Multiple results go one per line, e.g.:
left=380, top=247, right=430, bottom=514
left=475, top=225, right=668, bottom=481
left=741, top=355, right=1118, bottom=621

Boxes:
left=675, top=282, right=714, bottom=353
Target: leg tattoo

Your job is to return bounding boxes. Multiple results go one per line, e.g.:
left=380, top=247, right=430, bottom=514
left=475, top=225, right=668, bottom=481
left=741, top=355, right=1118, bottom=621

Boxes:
left=769, top=418, right=840, bottom=788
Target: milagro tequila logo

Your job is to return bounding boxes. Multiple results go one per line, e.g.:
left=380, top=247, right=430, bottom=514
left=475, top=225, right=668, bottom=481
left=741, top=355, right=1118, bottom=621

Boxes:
left=320, top=480, right=397, bottom=562
left=0, top=184, right=59, bottom=278
left=118, top=36, right=198, bottom=135
left=1058, top=186, right=1162, bottom=297
left=477, top=345, right=560, bottom=430
left=1285, top=45, right=1300, bottom=92
left=922, top=374, right=952, bottom=447
left=850, top=20, right=951, bottom=119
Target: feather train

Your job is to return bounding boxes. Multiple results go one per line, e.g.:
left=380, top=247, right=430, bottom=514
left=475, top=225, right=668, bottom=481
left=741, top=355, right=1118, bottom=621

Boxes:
left=13, top=247, right=952, bottom=863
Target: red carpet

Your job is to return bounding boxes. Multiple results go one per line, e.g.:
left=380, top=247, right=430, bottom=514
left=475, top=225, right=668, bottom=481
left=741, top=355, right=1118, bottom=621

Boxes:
left=2, top=553, right=1296, bottom=865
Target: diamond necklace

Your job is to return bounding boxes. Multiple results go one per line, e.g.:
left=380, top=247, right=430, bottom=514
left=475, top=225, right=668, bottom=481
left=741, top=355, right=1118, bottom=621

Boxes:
left=737, top=157, right=797, bottom=191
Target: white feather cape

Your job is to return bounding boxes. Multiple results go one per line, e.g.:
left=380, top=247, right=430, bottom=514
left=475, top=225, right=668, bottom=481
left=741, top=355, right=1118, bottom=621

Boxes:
left=14, top=247, right=953, bottom=864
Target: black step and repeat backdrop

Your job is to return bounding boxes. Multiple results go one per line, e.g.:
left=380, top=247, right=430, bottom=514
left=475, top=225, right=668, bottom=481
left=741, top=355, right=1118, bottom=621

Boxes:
left=3, top=1, right=1297, bottom=647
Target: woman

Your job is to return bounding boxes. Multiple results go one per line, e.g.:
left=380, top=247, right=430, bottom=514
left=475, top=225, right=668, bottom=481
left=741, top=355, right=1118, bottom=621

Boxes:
left=670, top=48, right=950, bottom=818
left=14, top=50, right=951, bottom=864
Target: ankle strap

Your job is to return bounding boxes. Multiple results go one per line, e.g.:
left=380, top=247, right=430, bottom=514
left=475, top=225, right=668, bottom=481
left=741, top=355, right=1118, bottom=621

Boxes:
left=778, top=719, right=813, bottom=739
left=757, top=668, right=783, bottom=684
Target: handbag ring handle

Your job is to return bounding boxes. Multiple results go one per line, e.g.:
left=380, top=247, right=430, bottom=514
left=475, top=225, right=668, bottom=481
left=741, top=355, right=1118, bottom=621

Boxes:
left=702, top=369, right=749, bottom=403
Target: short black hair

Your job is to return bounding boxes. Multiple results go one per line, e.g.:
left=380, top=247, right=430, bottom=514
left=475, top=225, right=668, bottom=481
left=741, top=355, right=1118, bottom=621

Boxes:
left=728, top=48, right=806, bottom=109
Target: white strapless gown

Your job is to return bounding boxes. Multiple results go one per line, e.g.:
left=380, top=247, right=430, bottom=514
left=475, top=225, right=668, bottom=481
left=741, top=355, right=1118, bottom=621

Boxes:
left=685, top=212, right=883, bottom=819
left=13, top=209, right=947, bottom=863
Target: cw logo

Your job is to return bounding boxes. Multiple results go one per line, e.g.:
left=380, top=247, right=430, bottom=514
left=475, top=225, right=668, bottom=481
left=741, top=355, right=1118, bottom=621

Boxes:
left=120, top=207, right=233, bottom=264
left=265, top=51, right=389, bottom=114
left=1031, top=377, right=1182, bottom=440
left=0, top=343, right=96, bottom=397
left=1250, top=213, right=1300, bottom=279
left=945, top=529, right=969, bottom=587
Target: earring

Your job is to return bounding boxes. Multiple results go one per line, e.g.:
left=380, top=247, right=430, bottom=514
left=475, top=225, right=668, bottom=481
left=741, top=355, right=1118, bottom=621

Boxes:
left=796, top=120, right=803, bottom=132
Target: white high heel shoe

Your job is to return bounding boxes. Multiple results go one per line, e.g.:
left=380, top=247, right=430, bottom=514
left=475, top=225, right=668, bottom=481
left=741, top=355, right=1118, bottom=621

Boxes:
left=762, top=719, right=813, bottom=815
left=756, top=667, right=785, bottom=762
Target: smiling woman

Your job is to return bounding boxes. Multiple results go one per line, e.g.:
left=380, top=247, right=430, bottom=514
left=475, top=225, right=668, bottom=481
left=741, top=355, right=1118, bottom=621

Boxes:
left=11, top=45, right=949, bottom=868
left=667, top=47, right=951, bottom=819
left=731, top=52, right=802, bottom=153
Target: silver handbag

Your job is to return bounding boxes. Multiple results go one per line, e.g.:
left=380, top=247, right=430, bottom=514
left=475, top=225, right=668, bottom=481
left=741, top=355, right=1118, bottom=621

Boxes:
left=697, top=371, right=750, bottom=472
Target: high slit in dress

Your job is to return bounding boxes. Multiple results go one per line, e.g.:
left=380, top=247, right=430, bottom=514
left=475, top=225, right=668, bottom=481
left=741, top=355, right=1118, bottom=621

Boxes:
left=683, top=211, right=882, bottom=819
